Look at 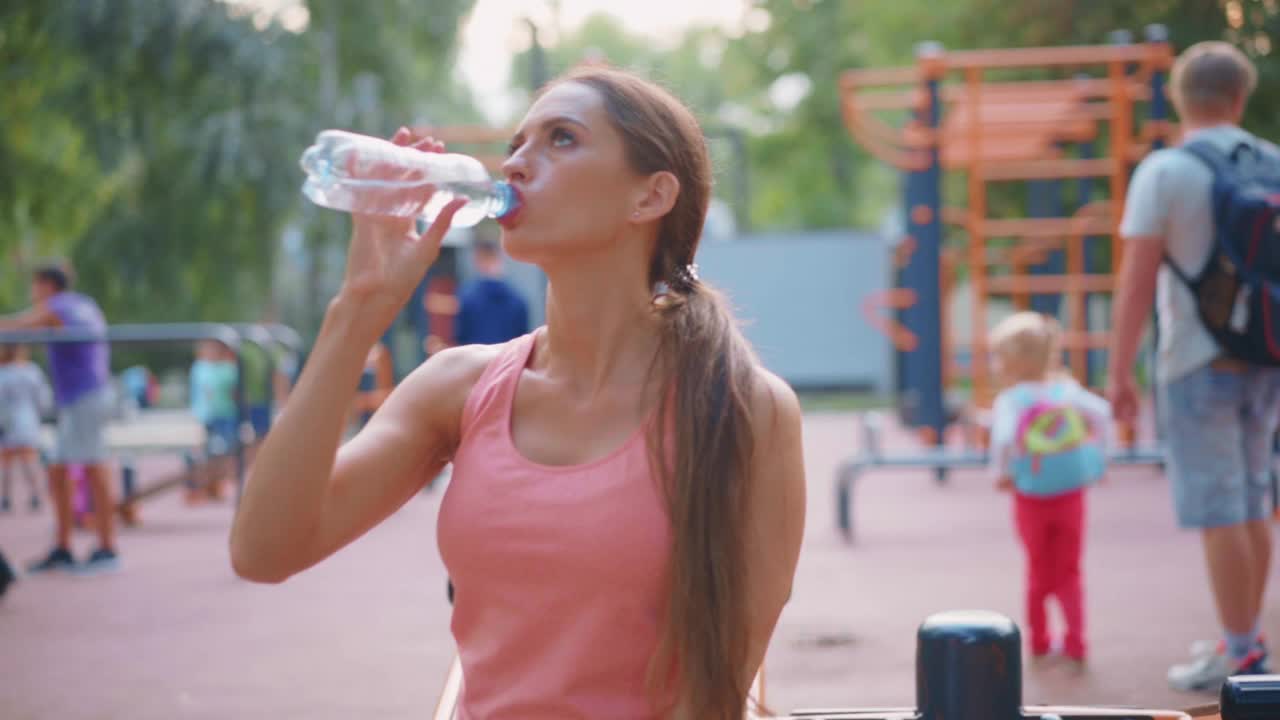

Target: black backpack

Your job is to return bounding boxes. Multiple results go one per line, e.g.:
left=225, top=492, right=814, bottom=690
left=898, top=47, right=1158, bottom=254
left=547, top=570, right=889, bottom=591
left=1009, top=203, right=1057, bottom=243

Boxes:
left=1167, top=137, right=1280, bottom=366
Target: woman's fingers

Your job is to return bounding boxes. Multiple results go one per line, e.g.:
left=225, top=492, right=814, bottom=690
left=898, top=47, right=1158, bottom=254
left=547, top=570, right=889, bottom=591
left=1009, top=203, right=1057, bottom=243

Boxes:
left=408, top=198, right=467, bottom=266
left=392, top=126, right=441, bottom=151
left=409, top=136, right=445, bottom=154
left=420, top=198, right=467, bottom=241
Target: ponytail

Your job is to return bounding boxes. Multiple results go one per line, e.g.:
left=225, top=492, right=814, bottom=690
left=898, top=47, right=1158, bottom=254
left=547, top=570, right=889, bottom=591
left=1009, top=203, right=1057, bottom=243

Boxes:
left=648, top=279, right=760, bottom=719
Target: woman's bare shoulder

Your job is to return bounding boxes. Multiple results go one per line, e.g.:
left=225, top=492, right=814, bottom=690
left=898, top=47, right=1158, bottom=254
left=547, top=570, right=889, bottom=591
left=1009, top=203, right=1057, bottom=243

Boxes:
left=361, top=339, right=519, bottom=452
left=746, top=365, right=802, bottom=431
left=400, top=341, right=511, bottom=400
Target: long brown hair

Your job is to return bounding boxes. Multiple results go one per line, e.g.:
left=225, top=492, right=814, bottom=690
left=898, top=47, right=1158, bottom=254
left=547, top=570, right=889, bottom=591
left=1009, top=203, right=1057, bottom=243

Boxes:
left=559, top=67, right=761, bottom=718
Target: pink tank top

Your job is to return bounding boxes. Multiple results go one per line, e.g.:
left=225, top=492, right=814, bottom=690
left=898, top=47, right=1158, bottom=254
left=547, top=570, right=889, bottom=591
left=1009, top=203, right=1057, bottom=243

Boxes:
left=438, top=331, right=674, bottom=719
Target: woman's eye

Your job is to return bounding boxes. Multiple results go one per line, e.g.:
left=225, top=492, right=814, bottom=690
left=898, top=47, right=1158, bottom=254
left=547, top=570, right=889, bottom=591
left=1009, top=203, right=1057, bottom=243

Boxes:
left=550, top=127, right=575, bottom=147
left=505, top=139, right=521, bottom=156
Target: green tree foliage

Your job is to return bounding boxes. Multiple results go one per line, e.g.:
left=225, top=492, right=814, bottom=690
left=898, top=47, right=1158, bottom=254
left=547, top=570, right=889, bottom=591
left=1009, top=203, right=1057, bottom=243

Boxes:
left=506, top=2, right=1278, bottom=234
left=732, top=1, right=879, bottom=229
left=0, top=0, right=476, bottom=331
left=944, top=0, right=1280, bottom=139
left=744, top=0, right=1280, bottom=229
left=6, top=0, right=1276, bottom=330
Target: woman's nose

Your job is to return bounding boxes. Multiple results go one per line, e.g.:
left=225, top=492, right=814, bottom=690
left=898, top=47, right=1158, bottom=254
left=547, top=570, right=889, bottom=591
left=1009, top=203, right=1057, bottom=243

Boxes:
left=501, top=149, right=529, bottom=184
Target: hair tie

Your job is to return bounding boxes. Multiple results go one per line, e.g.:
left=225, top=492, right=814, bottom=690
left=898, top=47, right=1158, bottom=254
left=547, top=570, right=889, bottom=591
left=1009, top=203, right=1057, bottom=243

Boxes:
left=671, top=263, right=700, bottom=289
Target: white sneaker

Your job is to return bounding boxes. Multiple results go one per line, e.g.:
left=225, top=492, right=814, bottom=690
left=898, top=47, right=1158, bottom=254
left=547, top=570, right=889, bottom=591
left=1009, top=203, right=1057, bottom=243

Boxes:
left=1187, top=636, right=1270, bottom=671
left=1168, top=648, right=1268, bottom=693
left=1169, top=652, right=1233, bottom=693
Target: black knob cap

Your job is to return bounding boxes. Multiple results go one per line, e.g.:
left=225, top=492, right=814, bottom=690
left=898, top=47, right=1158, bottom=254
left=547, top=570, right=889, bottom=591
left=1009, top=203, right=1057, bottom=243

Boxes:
left=1221, top=675, right=1280, bottom=720
left=916, top=610, right=1022, bottom=720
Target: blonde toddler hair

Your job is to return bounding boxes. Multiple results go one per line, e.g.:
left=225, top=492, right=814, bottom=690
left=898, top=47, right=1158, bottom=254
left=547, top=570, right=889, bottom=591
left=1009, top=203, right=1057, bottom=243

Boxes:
left=989, top=311, right=1062, bottom=384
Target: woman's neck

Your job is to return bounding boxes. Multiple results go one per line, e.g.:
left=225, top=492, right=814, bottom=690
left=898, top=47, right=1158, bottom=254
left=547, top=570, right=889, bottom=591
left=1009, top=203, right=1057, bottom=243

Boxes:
left=539, top=253, right=662, bottom=397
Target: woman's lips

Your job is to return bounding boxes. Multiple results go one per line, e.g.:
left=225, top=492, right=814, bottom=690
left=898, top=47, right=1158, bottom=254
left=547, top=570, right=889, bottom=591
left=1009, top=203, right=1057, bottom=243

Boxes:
left=497, top=185, right=525, bottom=229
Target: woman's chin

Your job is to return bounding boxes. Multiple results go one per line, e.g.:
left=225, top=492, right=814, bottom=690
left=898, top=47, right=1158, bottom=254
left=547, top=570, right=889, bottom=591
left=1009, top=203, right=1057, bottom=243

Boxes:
left=498, top=228, right=540, bottom=263
left=499, top=226, right=602, bottom=266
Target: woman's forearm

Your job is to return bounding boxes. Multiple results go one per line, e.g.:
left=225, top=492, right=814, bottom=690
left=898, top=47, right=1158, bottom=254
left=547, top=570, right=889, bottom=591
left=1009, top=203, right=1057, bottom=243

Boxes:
left=229, top=296, right=387, bottom=581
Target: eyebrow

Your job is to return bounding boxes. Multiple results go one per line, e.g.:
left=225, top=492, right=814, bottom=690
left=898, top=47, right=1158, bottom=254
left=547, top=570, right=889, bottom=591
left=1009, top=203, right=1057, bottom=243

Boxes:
left=509, top=115, right=590, bottom=145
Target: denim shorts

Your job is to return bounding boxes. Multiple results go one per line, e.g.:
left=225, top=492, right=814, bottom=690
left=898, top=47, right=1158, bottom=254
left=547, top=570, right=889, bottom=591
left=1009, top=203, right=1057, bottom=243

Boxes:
left=1159, top=362, right=1280, bottom=529
left=53, top=385, right=114, bottom=465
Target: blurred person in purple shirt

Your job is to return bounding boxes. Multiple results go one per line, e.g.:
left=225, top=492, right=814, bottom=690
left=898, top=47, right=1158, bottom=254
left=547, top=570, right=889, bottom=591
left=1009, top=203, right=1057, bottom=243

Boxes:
left=0, top=262, right=119, bottom=574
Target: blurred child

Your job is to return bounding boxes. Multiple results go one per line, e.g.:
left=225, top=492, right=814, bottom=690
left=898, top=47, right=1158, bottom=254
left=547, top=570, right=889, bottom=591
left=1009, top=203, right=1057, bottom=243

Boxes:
left=988, top=312, right=1112, bottom=672
left=0, top=344, right=52, bottom=513
left=189, top=340, right=239, bottom=502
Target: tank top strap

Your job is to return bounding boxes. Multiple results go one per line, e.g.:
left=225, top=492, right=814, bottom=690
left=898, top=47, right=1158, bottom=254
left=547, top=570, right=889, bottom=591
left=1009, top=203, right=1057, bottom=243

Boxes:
left=459, top=331, right=539, bottom=436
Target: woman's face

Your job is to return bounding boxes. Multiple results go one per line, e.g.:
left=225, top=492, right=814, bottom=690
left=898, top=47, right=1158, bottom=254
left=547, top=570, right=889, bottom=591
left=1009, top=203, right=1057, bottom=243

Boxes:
left=499, top=82, right=645, bottom=264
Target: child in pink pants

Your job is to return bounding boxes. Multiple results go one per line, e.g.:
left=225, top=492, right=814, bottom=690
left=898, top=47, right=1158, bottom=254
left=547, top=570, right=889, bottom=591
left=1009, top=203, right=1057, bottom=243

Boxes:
left=988, top=312, right=1112, bottom=671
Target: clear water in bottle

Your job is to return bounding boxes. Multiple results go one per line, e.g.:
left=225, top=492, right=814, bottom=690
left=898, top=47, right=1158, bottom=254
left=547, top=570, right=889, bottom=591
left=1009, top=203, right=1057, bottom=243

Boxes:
left=299, top=130, right=518, bottom=228
left=420, top=181, right=517, bottom=228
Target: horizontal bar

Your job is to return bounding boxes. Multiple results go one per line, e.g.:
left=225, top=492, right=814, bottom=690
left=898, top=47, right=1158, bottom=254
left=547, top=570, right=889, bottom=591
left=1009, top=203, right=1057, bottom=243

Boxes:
left=944, top=140, right=1063, bottom=169
left=940, top=77, right=1152, bottom=103
left=840, top=66, right=919, bottom=89
left=844, top=78, right=1155, bottom=111
left=982, top=217, right=1115, bottom=238
left=941, top=119, right=1096, bottom=142
left=1002, top=235, right=1075, bottom=264
left=0, top=323, right=243, bottom=347
left=947, top=103, right=1089, bottom=124
left=1026, top=707, right=1186, bottom=720
left=979, top=157, right=1115, bottom=181
left=254, top=323, right=304, bottom=353
left=985, top=274, right=1115, bottom=293
left=944, top=43, right=1171, bottom=71
left=789, top=708, right=916, bottom=719
left=847, top=448, right=1164, bottom=469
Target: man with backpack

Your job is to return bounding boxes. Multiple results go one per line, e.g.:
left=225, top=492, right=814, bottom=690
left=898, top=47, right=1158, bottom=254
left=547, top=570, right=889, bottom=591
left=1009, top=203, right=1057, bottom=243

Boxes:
left=1109, top=41, right=1280, bottom=692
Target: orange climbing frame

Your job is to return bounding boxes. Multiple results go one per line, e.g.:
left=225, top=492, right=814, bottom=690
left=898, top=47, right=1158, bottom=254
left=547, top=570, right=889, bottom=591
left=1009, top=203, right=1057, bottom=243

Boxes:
left=842, top=38, right=1176, bottom=419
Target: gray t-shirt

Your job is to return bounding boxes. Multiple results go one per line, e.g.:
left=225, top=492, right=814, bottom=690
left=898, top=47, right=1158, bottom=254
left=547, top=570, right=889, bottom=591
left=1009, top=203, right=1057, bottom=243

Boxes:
left=1119, top=124, right=1280, bottom=383
left=0, top=362, right=52, bottom=447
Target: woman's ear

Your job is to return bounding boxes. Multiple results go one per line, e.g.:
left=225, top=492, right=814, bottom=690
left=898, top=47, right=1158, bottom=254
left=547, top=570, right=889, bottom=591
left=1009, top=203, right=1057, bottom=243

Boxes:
left=630, top=171, right=680, bottom=224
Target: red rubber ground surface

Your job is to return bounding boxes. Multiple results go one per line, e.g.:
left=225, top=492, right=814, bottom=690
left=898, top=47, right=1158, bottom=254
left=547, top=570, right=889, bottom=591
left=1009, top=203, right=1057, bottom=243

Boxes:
left=0, top=411, right=1265, bottom=718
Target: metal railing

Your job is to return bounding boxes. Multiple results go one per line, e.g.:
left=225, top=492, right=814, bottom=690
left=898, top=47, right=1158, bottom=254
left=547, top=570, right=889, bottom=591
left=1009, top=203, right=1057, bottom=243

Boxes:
left=0, top=322, right=303, bottom=500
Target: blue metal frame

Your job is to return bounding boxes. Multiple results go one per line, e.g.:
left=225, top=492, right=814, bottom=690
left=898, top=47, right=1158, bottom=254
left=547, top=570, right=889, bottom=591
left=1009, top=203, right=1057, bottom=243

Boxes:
left=1026, top=174, right=1066, bottom=317
left=896, top=44, right=946, bottom=440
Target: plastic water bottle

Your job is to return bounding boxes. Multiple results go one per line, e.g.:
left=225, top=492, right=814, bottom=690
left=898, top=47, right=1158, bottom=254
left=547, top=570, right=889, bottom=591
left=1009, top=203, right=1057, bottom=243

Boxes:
left=299, top=129, right=519, bottom=228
